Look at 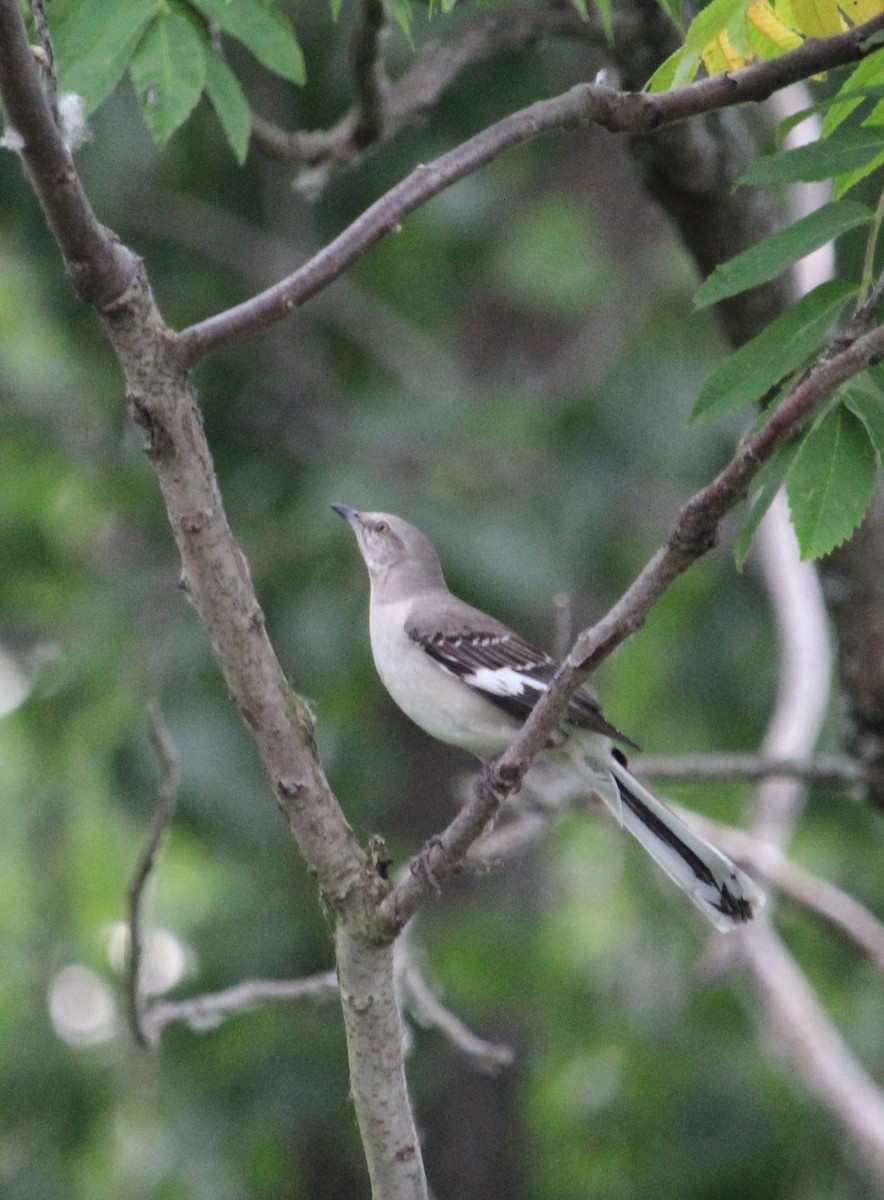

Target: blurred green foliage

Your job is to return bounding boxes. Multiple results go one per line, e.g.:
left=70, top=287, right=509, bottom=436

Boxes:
left=1, top=5, right=882, bottom=1199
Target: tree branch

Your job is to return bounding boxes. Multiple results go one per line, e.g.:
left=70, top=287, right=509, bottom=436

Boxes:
left=251, top=1, right=598, bottom=182
left=740, top=921, right=884, bottom=1189
left=175, top=10, right=884, bottom=367
left=144, top=971, right=339, bottom=1042
left=126, top=702, right=179, bottom=1047
left=396, top=941, right=515, bottom=1073
left=0, top=2, right=136, bottom=307
left=29, top=0, right=57, bottom=119
left=633, top=753, right=866, bottom=789
left=0, top=9, right=427, bottom=1192
left=350, top=0, right=388, bottom=149
left=337, top=927, right=428, bottom=1200
left=750, top=492, right=832, bottom=845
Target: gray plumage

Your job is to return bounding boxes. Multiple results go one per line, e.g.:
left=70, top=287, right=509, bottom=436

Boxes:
left=334, top=505, right=764, bottom=930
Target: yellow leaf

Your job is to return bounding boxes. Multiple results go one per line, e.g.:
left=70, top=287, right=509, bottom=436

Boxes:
left=839, top=0, right=884, bottom=25
left=747, top=0, right=804, bottom=49
left=702, top=29, right=749, bottom=75
left=773, top=0, right=802, bottom=29
left=791, top=0, right=847, bottom=35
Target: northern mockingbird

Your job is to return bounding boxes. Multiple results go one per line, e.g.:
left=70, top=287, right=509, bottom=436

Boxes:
left=333, top=505, right=763, bottom=931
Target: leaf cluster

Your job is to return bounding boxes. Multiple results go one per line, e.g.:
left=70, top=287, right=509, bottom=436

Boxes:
left=690, top=183, right=884, bottom=564
left=49, top=0, right=305, bottom=161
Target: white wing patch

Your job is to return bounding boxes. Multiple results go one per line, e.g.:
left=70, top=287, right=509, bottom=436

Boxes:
left=466, top=665, right=547, bottom=698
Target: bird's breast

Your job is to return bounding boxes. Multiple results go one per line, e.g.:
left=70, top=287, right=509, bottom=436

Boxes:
left=369, top=599, right=518, bottom=756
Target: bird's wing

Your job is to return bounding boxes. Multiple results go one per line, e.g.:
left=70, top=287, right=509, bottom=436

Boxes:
left=405, top=609, right=637, bottom=747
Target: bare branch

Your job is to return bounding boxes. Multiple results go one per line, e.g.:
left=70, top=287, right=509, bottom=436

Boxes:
left=127, top=186, right=465, bottom=397
left=126, top=702, right=179, bottom=1047
left=175, top=10, right=884, bottom=367
left=633, top=753, right=866, bottom=789
left=750, top=492, right=833, bottom=845
left=551, top=592, right=572, bottom=661
left=251, top=1, right=598, bottom=178
left=396, top=943, right=515, bottom=1073
left=144, top=971, right=339, bottom=1041
left=740, top=921, right=884, bottom=1189
left=350, top=0, right=388, bottom=148
left=337, top=927, right=428, bottom=1200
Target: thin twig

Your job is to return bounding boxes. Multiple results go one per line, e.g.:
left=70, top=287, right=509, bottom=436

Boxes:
left=175, top=9, right=884, bottom=367
left=633, top=752, right=866, bottom=788
left=143, top=971, right=339, bottom=1042
left=741, top=921, right=884, bottom=1189
left=251, top=2, right=598, bottom=176
left=127, top=702, right=180, bottom=1047
left=350, top=0, right=387, bottom=148
left=396, top=943, right=515, bottom=1073
left=551, top=593, right=572, bottom=661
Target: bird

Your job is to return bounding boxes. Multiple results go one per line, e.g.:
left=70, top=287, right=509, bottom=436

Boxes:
left=333, top=505, right=764, bottom=931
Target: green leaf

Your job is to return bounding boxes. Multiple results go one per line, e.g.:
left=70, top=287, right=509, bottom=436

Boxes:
left=660, top=0, right=745, bottom=89
left=682, top=0, right=746, bottom=55
left=590, top=0, right=613, bottom=41
left=692, top=280, right=856, bottom=423
left=821, top=47, right=884, bottom=138
left=786, top=405, right=877, bottom=559
left=129, top=3, right=207, bottom=144
left=843, top=379, right=884, bottom=462
left=739, top=128, right=884, bottom=187
left=655, top=0, right=683, bottom=26
left=190, top=0, right=306, bottom=84
left=204, top=51, right=250, bottom=164
left=646, top=46, right=689, bottom=92
left=733, top=439, right=800, bottom=570
left=53, top=0, right=157, bottom=113
left=833, top=143, right=884, bottom=199
left=694, top=200, right=872, bottom=310
left=772, top=89, right=884, bottom=149
left=386, top=0, right=413, bottom=37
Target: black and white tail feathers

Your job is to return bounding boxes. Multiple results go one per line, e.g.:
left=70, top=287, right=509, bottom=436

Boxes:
left=601, top=752, right=763, bottom=931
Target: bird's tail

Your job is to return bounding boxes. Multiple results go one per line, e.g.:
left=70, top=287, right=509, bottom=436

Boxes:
left=580, top=748, right=765, bottom=931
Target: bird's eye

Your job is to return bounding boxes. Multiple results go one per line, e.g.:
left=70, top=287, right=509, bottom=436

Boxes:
left=374, top=520, right=389, bottom=534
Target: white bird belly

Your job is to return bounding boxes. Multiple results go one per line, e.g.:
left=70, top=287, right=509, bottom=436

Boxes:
left=369, top=599, right=519, bottom=757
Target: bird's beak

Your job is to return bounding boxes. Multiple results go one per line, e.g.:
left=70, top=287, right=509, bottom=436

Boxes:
left=331, top=503, right=361, bottom=527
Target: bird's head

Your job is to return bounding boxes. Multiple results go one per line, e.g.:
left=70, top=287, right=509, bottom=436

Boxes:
left=332, top=505, right=446, bottom=598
